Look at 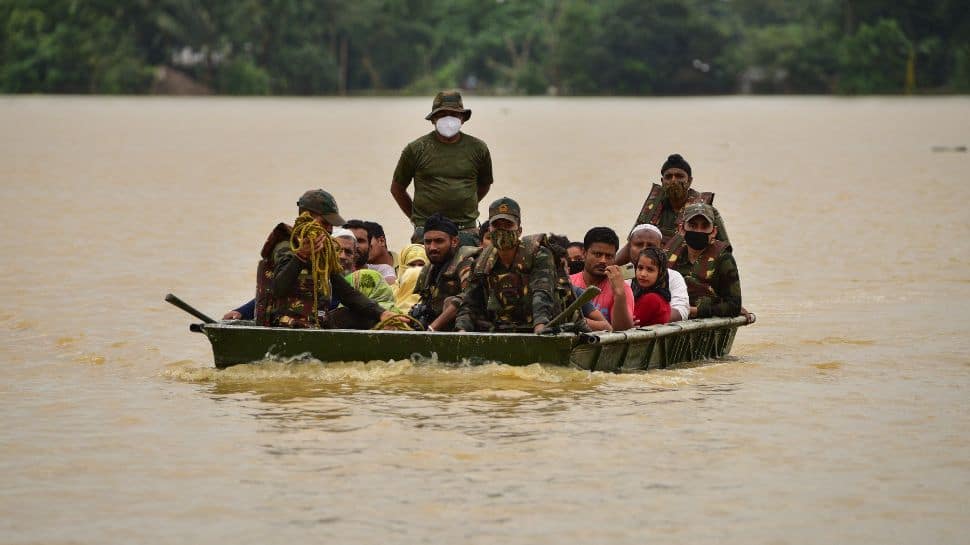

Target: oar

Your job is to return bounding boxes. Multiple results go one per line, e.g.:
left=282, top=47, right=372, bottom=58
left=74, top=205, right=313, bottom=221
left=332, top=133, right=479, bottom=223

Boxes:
left=542, top=285, right=601, bottom=332
left=164, top=293, right=216, bottom=324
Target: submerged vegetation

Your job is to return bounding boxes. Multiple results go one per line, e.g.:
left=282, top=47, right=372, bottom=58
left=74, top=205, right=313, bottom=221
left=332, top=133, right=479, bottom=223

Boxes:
left=1, top=0, right=967, bottom=95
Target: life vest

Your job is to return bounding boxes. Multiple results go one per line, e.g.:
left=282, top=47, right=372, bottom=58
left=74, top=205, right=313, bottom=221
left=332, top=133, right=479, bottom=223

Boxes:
left=253, top=223, right=320, bottom=328
left=471, top=234, right=547, bottom=329
left=668, top=240, right=731, bottom=304
left=416, top=245, right=481, bottom=317
left=635, top=183, right=714, bottom=249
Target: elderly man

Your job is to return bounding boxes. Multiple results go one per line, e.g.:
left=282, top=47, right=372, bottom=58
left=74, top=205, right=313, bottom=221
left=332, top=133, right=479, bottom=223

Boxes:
left=455, top=198, right=559, bottom=333
left=570, top=227, right=635, bottom=331
left=390, top=90, right=493, bottom=246
left=411, top=214, right=480, bottom=331
left=618, top=153, right=729, bottom=262
left=625, top=224, right=689, bottom=322
left=668, top=203, right=741, bottom=318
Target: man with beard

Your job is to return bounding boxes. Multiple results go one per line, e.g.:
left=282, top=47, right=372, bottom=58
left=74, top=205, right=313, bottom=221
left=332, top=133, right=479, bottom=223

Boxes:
left=390, top=90, right=493, bottom=246
left=668, top=203, right=741, bottom=318
left=570, top=227, right=635, bottom=331
left=343, top=219, right=396, bottom=284
left=455, top=198, right=559, bottom=333
left=617, top=153, right=729, bottom=263
left=411, top=214, right=480, bottom=331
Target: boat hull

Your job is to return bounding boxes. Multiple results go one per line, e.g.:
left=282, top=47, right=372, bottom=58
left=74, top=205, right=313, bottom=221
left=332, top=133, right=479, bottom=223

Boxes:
left=193, top=314, right=755, bottom=372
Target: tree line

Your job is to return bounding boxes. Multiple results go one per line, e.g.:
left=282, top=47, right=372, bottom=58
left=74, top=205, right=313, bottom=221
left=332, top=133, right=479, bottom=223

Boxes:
left=1, top=0, right=967, bottom=95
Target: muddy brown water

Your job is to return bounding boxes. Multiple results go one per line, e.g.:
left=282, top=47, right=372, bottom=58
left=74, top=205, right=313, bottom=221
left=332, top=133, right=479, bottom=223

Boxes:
left=1, top=96, right=968, bottom=544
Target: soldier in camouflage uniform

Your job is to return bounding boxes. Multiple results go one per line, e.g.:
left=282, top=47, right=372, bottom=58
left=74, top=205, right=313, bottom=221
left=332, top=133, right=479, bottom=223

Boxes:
left=618, top=153, right=729, bottom=262
left=411, top=213, right=480, bottom=331
left=667, top=203, right=742, bottom=318
left=254, top=189, right=396, bottom=329
left=455, top=198, right=560, bottom=333
left=390, top=90, right=493, bottom=247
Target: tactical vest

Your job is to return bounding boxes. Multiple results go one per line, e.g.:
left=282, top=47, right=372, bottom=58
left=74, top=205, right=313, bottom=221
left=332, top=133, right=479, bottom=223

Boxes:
left=254, top=223, right=321, bottom=328
left=668, top=240, right=731, bottom=304
left=416, top=245, right=481, bottom=317
left=636, top=183, right=714, bottom=249
left=471, top=234, right=546, bottom=329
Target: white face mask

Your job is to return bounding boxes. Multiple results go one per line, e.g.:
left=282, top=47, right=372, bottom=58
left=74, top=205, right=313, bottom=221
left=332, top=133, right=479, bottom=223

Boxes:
left=435, top=116, right=462, bottom=138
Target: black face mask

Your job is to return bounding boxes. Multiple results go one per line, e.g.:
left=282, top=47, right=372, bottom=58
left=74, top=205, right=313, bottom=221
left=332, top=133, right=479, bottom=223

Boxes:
left=684, top=230, right=711, bottom=251
left=567, top=260, right=585, bottom=275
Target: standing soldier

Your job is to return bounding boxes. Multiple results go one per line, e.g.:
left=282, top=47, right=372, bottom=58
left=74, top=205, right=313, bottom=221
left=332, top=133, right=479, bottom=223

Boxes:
left=411, top=214, right=480, bottom=331
left=390, top=90, right=494, bottom=246
left=668, top=203, right=742, bottom=318
left=455, top=198, right=559, bottom=333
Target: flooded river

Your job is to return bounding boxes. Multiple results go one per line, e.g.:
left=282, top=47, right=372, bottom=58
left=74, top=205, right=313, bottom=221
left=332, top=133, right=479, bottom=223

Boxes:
left=1, top=96, right=968, bottom=544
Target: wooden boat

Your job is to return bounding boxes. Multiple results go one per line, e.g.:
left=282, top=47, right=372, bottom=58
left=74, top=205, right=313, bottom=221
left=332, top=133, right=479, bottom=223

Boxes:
left=186, top=314, right=755, bottom=372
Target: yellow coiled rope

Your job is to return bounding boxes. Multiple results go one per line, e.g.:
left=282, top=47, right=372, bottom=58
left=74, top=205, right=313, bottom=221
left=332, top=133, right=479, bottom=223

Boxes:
left=371, top=313, right=424, bottom=331
left=290, top=212, right=343, bottom=326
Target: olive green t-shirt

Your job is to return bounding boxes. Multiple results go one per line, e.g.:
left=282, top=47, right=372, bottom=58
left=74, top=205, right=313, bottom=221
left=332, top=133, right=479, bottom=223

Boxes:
left=392, top=131, right=493, bottom=228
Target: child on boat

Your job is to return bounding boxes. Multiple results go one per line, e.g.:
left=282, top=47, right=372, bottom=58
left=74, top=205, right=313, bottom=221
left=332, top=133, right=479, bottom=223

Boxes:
left=632, top=246, right=671, bottom=326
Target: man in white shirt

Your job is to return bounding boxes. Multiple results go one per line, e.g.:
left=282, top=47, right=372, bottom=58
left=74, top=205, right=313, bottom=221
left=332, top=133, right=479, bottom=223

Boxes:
left=624, top=224, right=689, bottom=322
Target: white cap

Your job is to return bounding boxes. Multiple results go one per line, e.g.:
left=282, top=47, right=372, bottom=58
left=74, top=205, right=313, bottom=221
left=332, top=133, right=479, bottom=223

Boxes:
left=630, top=224, right=662, bottom=239
left=331, top=227, right=356, bottom=240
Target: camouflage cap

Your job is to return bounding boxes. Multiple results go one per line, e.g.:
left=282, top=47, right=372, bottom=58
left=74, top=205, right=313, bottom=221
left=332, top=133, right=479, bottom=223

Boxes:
left=425, top=90, right=472, bottom=121
left=488, top=197, right=521, bottom=224
left=680, top=202, right=716, bottom=225
left=297, top=189, right=345, bottom=226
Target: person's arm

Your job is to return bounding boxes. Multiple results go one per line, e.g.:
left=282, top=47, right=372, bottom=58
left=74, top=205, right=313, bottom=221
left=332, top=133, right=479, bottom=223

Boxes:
left=615, top=242, right=632, bottom=266
left=390, top=145, right=416, bottom=218
left=223, top=299, right=255, bottom=320
left=584, top=307, right=612, bottom=331
left=667, top=269, right=689, bottom=321
left=476, top=144, right=494, bottom=202
left=695, top=254, right=741, bottom=318
left=605, top=265, right=635, bottom=331
left=454, top=276, right=484, bottom=332
left=329, top=271, right=386, bottom=322
left=428, top=297, right=459, bottom=331
left=390, top=181, right=413, bottom=219
left=271, top=242, right=306, bottom=297
left=529, top=248, right=558, bottom=333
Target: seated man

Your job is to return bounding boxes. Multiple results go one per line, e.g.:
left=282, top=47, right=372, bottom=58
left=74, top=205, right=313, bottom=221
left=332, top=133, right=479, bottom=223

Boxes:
left=547, top=234, right=611, bottom=331
left=332, top=228, right=399, bottom=312
left=343, top=219, right=396, bottom=284
left=364, top=220, right=398, bottom=269
left=223, top=189, right=395, bottom=328
left=455, top=197, right=559, bottom=333
left=412, top=214, right=480, bottom=331
left=668, top=203, right=741, bottom=318
left=624, top=224, right=689, bottom=322
left=617, top=153, right=729, bottom=262
left=570, top=227, right=635, bottom=331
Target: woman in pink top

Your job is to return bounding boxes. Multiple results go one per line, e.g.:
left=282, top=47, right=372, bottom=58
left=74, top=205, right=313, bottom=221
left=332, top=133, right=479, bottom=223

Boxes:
left=632, top=247, right=671, bottom=327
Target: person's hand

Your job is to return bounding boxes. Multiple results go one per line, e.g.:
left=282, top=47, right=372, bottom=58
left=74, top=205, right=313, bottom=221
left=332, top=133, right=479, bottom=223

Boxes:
left=222, top=310, right=242, bottom=320
left=533, top=323, right=546, bottom=334
left=294, top=235, right=328, bottom=261
left=605, top=265, right=625, bottom=293
left=689, top=306, right=698, bottom=318
left=379, top=310, right=397, bottom=323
